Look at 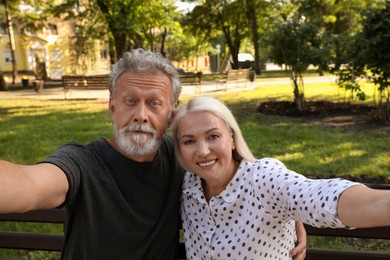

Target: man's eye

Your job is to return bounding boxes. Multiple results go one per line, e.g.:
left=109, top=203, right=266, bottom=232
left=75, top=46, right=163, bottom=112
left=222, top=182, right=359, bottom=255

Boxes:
left=125, top=98, right=135, bottom=105
left=150, top=100, right=161, bottom=107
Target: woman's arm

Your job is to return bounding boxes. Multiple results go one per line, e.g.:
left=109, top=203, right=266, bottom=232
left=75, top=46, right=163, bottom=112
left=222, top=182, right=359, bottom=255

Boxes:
left=337, top=185, right=390, bottom=228
left=291, top=221, right=307, bottom=260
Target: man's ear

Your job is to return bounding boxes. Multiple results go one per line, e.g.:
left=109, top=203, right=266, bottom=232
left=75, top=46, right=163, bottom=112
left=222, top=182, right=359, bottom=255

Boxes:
left=167, top=105, right=177, bottom=127
left=171, top=106, right=177, bottom=120
left=108, top=98, right=115, bottom=117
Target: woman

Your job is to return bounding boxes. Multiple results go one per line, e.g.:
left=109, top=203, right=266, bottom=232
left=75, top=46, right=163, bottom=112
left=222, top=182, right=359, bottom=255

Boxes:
left=172, top=96, right=390, bottom=260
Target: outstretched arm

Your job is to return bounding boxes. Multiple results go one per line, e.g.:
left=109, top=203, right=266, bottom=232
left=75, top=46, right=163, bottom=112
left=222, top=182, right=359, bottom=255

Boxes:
left=291, top=221, right=307, bottom=260
left=0, top=160, right=68, bottom=213
left=337, top=185, right=390, bottom=228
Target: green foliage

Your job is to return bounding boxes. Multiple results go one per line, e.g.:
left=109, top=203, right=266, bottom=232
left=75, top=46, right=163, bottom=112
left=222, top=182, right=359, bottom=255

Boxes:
left=184, top=0, right=251, bottom=69
left=332, top=64, right=367, bottom=103
left=342, top=2, right=390, bottom=123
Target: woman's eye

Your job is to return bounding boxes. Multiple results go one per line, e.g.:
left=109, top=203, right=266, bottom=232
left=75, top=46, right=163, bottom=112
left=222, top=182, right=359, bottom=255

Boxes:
left=209, top=134, right=219, bottom=140
left=183, top=140, right=194, bottom=145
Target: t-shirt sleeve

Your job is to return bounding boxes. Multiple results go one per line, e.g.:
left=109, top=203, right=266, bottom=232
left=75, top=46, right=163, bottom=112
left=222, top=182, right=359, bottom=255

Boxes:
left=254, top=158, right=362, bottom=228
left=40, top=142, right=84, bottom=208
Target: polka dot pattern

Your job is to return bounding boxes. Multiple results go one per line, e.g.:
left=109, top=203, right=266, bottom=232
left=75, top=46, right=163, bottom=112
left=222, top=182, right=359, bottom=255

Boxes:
left=181, top=158, right=360, bottom=259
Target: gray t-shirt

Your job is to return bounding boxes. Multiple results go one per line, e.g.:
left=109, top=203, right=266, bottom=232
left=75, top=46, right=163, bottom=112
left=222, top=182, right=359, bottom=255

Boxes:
left=43, top=136, right=183, bottom=259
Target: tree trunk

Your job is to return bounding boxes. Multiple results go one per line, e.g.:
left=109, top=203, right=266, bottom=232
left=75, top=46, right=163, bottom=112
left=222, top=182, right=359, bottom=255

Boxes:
left=0, top=69, right=7, bottom=91
left=160, top=28, right=167, bottom=57
left=113, top=33, right=127, bottom=61
left=290, top=70, right=306, bottom=112
left=5, top=2, right=17, bottom=84
left=96, top=0, right=128, bottom=62
left=245, top=0, right=261, bottom=74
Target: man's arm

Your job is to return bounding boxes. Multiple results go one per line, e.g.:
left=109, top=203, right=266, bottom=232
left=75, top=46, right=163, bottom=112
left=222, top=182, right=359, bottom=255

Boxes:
left=0, top=160, right=68, bottom=213
left=337, top=185, right=390, bottom=228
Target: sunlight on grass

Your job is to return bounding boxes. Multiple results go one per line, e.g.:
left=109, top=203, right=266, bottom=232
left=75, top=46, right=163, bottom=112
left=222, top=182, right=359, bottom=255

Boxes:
left=275, top=152, right=305, bottom=161
left=1, top=81, right=389, bottom=257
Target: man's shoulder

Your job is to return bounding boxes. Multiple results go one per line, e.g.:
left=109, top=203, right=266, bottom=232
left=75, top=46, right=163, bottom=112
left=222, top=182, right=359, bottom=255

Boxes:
left=160, top=135, right=174, bottom=151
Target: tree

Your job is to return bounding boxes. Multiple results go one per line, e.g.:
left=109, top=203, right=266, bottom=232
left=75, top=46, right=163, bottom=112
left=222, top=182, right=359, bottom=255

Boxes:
left=348, top=2, right=390, bottom=123
left=243, top=0, right=275, bottom=74
left=267, top=10, right=322, bottom=112
left=185, top=0, right=250, bottom=70
left=1, top=0, right=55, bottom=82
left=2, top=0, right=17, bottom=83
left=95, top=0, right=179, bottom=61
left=244, top=0, right=260, bottom=73
left=50, top=0, right=179, bottom=63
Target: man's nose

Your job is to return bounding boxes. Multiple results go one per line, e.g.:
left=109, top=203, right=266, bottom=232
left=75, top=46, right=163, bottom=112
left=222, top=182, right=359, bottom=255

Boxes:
left=133, top=103, right=148, bottom=123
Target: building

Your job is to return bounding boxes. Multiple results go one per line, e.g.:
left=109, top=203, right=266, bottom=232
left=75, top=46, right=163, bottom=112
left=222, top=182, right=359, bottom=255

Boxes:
left=0, top=2, right=110, bottom=81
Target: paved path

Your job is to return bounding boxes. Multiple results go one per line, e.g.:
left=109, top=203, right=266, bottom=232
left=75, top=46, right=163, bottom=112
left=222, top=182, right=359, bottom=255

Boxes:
left=0, top=76, right=337, bottom=100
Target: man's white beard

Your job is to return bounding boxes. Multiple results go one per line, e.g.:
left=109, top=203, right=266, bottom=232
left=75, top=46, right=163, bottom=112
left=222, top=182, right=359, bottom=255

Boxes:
left=114, top=123, right=161, bottom=157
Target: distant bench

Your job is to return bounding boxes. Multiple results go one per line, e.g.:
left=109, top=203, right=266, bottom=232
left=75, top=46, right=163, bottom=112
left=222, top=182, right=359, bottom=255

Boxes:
left=62, top=74, right=109, bottom=99
left=179, top=72, right=203, bottom=93
left=216, top=69, right=249, bottom=90
left=0, top=183, right=389, bottom=259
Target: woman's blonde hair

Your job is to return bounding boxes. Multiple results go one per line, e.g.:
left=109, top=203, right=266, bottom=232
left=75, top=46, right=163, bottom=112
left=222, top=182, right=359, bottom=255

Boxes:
left=172, top=96, right=256, bottom=166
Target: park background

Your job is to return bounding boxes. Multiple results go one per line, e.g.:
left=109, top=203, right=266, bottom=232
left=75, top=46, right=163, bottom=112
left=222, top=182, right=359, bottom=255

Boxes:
left=1, top=0, right=390, bottom=259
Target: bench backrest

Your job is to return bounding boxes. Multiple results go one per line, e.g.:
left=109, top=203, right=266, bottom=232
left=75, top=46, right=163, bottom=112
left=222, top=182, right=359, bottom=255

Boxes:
left=225, top=69, right=249, bottom=81
left=62, top=74, right=109, bottom=89
left=0, top=184, right=389, bottom=259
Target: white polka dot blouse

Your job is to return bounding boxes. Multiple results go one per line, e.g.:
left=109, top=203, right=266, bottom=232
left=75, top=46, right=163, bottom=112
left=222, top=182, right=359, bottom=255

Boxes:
left=181, top=158, right=360, bottom=260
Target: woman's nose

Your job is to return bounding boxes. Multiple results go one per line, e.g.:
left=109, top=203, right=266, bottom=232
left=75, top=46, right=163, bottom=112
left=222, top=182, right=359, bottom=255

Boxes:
left=196, top=141, right=211, bottom=157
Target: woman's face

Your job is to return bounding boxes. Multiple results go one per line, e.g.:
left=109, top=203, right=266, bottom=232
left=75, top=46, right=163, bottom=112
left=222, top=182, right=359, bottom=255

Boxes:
left=176, top=110, right=237, bottom=184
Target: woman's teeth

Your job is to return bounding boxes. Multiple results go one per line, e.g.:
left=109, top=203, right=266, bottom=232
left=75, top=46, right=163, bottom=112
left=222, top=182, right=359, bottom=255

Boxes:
left=198, top=160, right=216, bottom=167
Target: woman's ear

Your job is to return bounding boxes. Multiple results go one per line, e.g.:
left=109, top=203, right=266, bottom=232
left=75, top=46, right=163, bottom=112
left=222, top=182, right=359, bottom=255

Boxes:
left=231, top=132, right=236, bottom=150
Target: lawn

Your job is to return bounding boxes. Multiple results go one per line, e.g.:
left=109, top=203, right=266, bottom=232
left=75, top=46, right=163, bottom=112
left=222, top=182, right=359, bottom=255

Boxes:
left=0, top=78, right=389, bottom=257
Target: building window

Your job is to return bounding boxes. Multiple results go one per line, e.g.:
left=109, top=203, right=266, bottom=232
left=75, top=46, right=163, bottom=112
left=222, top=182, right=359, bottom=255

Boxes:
left=100, top=49, right=108, bottom=60
left=48, top=24, right=58, bottom=35
left=24, top=27, right=37, bottom=36
left=4, top=51, right=12, bottom=64
left=51, top=49, right=61, bottom=62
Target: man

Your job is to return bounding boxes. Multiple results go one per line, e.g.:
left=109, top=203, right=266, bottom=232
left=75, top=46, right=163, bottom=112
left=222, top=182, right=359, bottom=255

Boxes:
left=0, top=49, right=306, bottom=259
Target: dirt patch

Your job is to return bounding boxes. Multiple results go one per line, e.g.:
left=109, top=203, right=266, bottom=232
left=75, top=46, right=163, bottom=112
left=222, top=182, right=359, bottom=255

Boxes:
left=257, top=101, right=390, bottom=132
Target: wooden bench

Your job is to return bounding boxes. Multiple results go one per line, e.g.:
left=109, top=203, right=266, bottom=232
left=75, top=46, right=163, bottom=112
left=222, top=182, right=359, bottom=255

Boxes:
left=0, top=184, right=389, bottom=259
left=216, top=69, right=249, bottom=90
left=62, top=74, right=109, bottom=99
left=179, top=72, right=203, bottom=93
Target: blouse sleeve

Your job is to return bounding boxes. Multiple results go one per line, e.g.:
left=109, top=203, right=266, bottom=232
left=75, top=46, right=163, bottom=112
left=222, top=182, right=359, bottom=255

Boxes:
left=252, top=158, right=362, bottom=228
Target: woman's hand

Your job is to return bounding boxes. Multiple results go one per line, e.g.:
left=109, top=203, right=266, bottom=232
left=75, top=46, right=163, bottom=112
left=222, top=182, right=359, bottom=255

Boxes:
left=291, top=221, right=307, bottom=260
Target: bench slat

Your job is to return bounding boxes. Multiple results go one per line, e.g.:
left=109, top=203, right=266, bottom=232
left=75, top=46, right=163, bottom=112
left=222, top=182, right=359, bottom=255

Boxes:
left=216, top=69, right=249, bottom=90
left=0, top=209, right=64, bottom=223
left=0, top=232, right=63, bottom=251
left=306, top=248, right=390, bottom=260
left=62, top=75, right=109, bottom=99
left=305, top=225, right=390, bottom=239
left=1, top=183, right=389, bottom=257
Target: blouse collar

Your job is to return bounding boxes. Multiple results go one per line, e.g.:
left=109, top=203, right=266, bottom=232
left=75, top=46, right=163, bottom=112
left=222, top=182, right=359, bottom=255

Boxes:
left=182, top=160, right=251, bottom=204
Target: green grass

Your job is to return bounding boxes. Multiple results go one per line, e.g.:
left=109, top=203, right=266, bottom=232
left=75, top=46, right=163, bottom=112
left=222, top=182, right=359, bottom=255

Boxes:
left=0, top=78, right=389, bottom=257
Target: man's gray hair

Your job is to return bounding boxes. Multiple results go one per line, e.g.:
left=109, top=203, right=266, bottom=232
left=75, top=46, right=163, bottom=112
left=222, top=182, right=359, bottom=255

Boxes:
left=109, top=49, right=182, bottom=105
